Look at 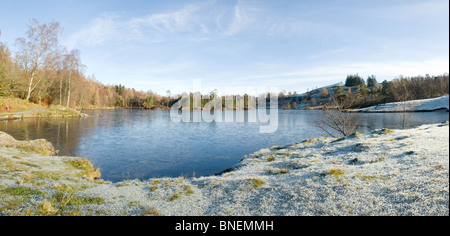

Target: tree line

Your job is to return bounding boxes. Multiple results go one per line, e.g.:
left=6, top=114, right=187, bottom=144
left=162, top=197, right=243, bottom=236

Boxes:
left=314, top=73, right=448, bottom=137
left=281, top=73, right=448, bottom=110
left=340, top=73, right=449, bottom=109
left=0, top=20, right=174, bottom=109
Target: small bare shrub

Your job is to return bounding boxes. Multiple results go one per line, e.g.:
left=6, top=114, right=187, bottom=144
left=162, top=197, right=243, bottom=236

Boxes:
left=314, top=98, right=360, bottom=137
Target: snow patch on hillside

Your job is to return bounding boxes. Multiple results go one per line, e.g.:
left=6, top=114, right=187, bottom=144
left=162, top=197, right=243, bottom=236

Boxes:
left=359, top=95, right=449, bottom=112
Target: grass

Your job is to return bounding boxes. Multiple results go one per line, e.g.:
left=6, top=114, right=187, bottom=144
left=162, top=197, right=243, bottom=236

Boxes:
left=150, top=180, right=161, bottom=185
left=380, top=128, right=394, bottom=135
left=0, top=97, right=84, bottom=123
left=354, top=173, right=391, bottom=181
left=268, top=168, right=289, bottom=175
left=183, top=185, right=194, bottom=195
left=0, top=97, right=42, bottom=113
left=434, top=164, right=444, bottom=170
left=302, top=137, right=326, bottom=145
left=16, top=146, right=50, bottom=156
left=0, top=154, right=104, bottom=216
left=36, top=201, right=59, bottom=216
left=1, top=156, right=28, bottom=171
left=247, top=178, right=266, bottom=188
left=141, top=207, right=162, bottom=216
left=67, top=158, right=101, bottom=179
left=9, top=192, right=108, bottom=216
left=32, top=170, right=62, bottom=181
left=150, top=186, right=158, bottom=192
left=167, top=185, right=195, bottom=201
left=35, top=105, right=82, bottom=118
left=53, top=192, right=105, bottom=207
left=53, top=183, right=75, bottom=193
left=17, top=161, right=40, bottom=168
left=168, top=192, right=182, bottom=202
left=15, top=175, right=34, bottom=185
left=329, top=168, right=345, bottom=181
left=266, top=155, right=276, bottom=162
left=7, top=139, right=57, bottom=156
left=349, top=132, right=361, bottom=138
left=2, top=186, right=44, bottom=198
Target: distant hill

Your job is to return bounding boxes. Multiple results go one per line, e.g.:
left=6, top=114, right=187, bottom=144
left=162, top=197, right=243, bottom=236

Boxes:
left=279, top=82, right=349, bottom=109
left=278, top=74, right=449, bottom=110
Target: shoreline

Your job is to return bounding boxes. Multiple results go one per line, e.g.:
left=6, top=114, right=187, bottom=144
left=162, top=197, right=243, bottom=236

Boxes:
left=1, top=121, right=448, bottom=216
left=0, top=105, right=87, bottom=121
left=355, top=108, right=449, bottom=113
left=2, top=94, right=448, bottom=118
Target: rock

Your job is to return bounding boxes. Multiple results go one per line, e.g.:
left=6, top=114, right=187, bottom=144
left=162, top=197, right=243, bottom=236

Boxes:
left=0, top=131, right=58, bottom=156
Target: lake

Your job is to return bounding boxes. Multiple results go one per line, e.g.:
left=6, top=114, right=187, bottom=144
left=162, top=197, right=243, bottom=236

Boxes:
left=0, top=109, right=448, bottom=182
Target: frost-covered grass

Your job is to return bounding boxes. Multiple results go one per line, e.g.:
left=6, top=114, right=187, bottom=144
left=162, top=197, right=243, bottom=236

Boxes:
left=359, top=95, right=449, bottom=112
left=1, top=122, right=448, bottom=216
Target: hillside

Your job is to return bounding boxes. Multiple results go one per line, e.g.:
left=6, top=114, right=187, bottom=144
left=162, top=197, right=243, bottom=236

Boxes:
left=359, top=95, right=449, bottom=112
left=279, top=82, right=347, bottom=109
left=279, top=75, right=449, bottom=110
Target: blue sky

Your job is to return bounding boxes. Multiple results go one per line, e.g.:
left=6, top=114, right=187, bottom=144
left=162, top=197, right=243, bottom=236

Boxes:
left=0, top=0, right=449, bottom=95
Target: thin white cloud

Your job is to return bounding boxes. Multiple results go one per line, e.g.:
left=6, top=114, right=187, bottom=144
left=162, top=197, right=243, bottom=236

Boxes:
left=67, top=1, right=312, bottom=48
left=65, top=13, right=119, bottom=48
left=223, top=1, right=254, bottom=36
left=66, top=1, right=257, bottom=47
left=129, top=4, right=201, bottom=34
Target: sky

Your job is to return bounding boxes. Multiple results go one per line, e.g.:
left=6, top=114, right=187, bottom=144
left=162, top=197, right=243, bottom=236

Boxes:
left=0, top=0, right=449, bottom=95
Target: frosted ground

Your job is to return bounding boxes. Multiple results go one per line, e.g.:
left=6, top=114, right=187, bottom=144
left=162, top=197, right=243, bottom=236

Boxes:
left=359, top=95, right=449, bottom=112
left=1, top=121, right=449, bottom=216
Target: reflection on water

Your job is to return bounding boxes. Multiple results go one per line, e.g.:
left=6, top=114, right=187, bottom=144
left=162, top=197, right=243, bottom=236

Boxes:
left=0, top=109, right=448, bottom=182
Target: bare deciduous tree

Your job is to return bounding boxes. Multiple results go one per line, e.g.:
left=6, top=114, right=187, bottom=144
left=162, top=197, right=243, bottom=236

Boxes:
left=15, top=19, right=61, bottom=101
left=391, top=77, right=415, bottom=129
left=0, top=35, right=16, bottom=97
left=63, top=50, right=82, bottom=107
left=315, top=98, right=360, bottom=137
left=320, top=87, right=329, bottom=98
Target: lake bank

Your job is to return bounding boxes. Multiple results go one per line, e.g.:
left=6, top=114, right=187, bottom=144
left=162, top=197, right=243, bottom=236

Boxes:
left=0, top=105, right=86, bottom=121
left=1, top=121, right=448, bottom=216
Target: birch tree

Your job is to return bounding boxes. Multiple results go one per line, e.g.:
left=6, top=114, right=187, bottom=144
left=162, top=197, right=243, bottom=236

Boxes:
left=15, top=19, right=61, bottom=101
left=63, top=50, right=81, bottom=107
